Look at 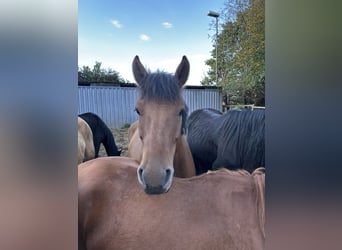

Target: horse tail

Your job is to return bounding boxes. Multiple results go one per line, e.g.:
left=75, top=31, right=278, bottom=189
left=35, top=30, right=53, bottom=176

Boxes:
left=101, top=120, right=121, bottom=156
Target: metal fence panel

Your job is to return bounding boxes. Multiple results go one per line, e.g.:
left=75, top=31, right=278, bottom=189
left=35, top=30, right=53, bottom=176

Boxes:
left=78, top=86, right=222, bottom=128
left=183, top=88, right=222, bottom=114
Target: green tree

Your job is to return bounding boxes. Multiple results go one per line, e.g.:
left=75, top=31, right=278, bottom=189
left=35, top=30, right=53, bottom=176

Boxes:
left=202, top=0, right=265, bottom=106
left=78, top=62, right=128, bottom=85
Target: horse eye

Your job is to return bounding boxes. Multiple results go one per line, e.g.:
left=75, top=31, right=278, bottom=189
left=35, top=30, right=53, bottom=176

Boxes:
left=178, top=109, right=184, bottom=116
left=135, top=108, right=141, bottom=116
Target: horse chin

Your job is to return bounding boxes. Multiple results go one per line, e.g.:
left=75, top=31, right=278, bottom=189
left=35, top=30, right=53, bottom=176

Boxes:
left=143, top=185, right=170, bottom=195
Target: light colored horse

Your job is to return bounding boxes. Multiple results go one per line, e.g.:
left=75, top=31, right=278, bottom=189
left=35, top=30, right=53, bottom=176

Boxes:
left=78, top=117, right=95, bottom=164
left=78, top=157, right=265, bottom=250
left=128, top=56, right=196, bottom=195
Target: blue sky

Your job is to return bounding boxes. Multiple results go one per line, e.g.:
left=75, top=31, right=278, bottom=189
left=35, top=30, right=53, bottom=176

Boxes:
left=79, top=0, right=224, bottom=85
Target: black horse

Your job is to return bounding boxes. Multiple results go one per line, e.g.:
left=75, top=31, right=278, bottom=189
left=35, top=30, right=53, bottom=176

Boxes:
left=78, top=112, right=121, bottom=157
left=187, top=108, right=265, bottom=175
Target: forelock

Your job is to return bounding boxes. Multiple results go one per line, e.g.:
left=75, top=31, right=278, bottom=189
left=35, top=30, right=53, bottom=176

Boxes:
left=138, top=71, right=182, bottom=103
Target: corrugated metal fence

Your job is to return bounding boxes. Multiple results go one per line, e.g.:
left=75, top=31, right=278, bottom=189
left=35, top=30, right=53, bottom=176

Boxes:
left=78, top=85, right=222, bottom=128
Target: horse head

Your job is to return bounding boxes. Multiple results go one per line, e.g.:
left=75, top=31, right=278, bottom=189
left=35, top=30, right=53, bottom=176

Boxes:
left=132, top=55, right=190, bottom=194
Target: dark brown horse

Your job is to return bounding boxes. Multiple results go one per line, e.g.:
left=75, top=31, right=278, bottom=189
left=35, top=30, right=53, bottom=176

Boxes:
left=128, top=56, right=196, bottom=195
left=78, top=157, right=265, bottom=250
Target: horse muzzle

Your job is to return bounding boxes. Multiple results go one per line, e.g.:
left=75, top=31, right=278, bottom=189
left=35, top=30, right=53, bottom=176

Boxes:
left=137, top=165, right=174, bottom=195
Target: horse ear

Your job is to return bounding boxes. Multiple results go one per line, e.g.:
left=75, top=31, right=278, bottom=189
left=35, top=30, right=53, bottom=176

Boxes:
left=175, top=56, right=190, bottom=87
left=132, top=55, right=148, bottom=85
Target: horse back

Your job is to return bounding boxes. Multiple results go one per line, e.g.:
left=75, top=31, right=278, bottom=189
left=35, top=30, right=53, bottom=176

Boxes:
left=78, top=158, right=265, bottom=250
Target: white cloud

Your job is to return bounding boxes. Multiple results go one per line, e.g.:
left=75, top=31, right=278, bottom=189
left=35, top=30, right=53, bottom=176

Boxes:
left=110, top=19, right=122, bottom=28
left=162, top=22, right=173, bottom=29
left=139, top=34, right=150, bottom=41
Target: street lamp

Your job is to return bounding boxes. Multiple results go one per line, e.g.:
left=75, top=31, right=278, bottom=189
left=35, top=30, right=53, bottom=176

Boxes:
left=207, top=10, right=219, bottom=85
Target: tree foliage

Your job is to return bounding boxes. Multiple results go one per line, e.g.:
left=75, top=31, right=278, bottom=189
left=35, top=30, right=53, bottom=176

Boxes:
left=78, top=62, right=128, bottom=85
left=202, top=0, right=265, bottom=106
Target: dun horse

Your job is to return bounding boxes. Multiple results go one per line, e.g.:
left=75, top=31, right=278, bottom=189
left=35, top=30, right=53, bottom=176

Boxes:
left=187, top=108, right=265, bottom=174
left=128, top=56, right=195, bottom=195
left=78, top=157, right=265, bottom=250
left=78, top=117, right=95, bottom=164
left=78, top=112, right=121, bottom=158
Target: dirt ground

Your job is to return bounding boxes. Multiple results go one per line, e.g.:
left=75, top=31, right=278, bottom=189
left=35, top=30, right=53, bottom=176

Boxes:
left=98, top=127, right=129, bottom=157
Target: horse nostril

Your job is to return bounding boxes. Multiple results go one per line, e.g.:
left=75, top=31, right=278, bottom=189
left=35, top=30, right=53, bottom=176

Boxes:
left=165, top=168, right=172, bottom=180
left=138, top=167, right=143, bottom=176
left=137, top=167, right=145, bottom=186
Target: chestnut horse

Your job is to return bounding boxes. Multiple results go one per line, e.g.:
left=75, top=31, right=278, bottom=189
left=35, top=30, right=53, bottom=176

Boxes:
left=128, top=56, right=196, bottom=195
left=78, top=117, right=95, bottom=164
left=78, top=157, right=265, bottom=250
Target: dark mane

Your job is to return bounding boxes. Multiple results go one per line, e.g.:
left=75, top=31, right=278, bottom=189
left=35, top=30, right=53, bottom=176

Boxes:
left=180, top=104, right=189, bottom=135
left=187, top=108, right=265, bottom=174
left=217, top=109, right=265, bottom=172
left=138, top=71, right=183, bottom=103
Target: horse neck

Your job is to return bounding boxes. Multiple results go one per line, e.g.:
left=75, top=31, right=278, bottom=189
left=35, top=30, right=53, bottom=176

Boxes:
left=173, top=135, right=196, bottom=178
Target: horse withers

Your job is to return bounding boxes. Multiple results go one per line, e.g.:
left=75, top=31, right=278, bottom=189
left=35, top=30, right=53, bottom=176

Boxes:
left=187, top=108, right=265, bottom=174
left=78, top=157, right=265, bottom=250
left=78, top=112, right=121, bottom=158
left=128, top=56, right=196, bottom=195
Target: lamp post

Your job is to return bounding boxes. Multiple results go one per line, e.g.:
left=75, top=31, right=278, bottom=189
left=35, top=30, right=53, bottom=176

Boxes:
left=207, top=10, right=219, bottom=85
